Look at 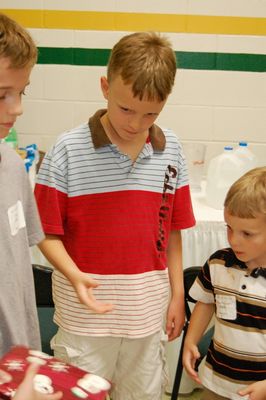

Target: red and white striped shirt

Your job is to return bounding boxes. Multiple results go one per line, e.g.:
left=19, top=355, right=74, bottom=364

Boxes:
left=35, top=110, right=195, bottom=338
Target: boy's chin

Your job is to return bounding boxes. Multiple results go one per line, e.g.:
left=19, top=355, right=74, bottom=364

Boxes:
left=234, top=251, right=247, bottom=261
left=0, top=128, right=10, bottom=138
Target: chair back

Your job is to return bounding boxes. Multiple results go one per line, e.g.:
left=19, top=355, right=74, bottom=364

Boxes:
left=32, top=264, right=54, bottom=306
left=183, top=266, right=202, bottom=320
left=171, top=266, right=212, bottom=400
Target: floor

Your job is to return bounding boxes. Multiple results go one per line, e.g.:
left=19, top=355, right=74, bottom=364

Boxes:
left=163, top=388, right=203, bottom=400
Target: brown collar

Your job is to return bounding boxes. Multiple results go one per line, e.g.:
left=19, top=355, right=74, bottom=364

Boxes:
left=88, top=109, right=166, bottom=151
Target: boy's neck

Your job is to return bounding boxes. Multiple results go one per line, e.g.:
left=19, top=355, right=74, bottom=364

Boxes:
left=246, top=260, right=266, bottom=271
left=100, top=113, right=148, bottom=162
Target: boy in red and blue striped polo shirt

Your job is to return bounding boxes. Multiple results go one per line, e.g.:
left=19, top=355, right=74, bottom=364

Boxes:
left=35, top=31, right=195, bottom=400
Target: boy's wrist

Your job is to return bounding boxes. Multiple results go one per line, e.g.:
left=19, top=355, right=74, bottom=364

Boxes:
left=66, top=265, right=82, bottom=283
left=170, top=289, right=184, bottom=301
left=184, top=339, right=197, bottom=349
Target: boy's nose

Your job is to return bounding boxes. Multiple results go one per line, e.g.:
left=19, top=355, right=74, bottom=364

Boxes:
left=128, top=117, right=142, bottom=132
left=9, top=97, right=23, bottom=117
left=229, top=233, right=239, bottom=248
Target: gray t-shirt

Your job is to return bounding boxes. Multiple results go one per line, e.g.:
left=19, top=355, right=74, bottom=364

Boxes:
left=0, top=144, right=44, bottom=356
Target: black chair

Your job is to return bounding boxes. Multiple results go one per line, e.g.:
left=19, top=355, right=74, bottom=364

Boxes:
left=32, top=264, right=57, bottom=355
left=170, top=267, right=214, bottom=400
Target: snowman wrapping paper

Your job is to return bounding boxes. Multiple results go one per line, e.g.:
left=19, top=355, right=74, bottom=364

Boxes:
left=0, top=346, right=111, bottom=399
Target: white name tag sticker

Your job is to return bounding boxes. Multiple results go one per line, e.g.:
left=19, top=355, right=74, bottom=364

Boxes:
left=216, top=294, right=237, bottom=320
left=8, top=200, right=26, bottom=236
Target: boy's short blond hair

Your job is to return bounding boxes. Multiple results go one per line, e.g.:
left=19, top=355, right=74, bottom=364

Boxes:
left=0, top=12, right=37, bottom=68
left=224, top=167, right=266, bottom=218
left=107, top=31, right=176, bottom=102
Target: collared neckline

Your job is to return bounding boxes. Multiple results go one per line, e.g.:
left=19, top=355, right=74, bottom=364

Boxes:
left=88, top=109, right=166, bottom=151
left=216, top=248, right=266, bottom=279
left=216, top=248, right=247, bottom=270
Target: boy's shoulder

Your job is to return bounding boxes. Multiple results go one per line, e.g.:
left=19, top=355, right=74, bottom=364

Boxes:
left=45, top=122, right=92, bottom=167
left=157, top=125, right=182, bottom=150
left=0, top=144, right=29, bottom=187
left=56, top=122, right=90, bottom=146
left=160, top=125, right=180, bottom=139
left=208, top=248, right=248, bottom=273
left=47, top=122, right=91, bottom=157
left=209, top=248, right=233, bottom=262
left=0, top=143, right=25, bottom=168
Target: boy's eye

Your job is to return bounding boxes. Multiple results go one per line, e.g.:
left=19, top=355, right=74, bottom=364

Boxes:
left=0, top=90, right=26, bottom=100
left=243, top=231, right=252, bottom=237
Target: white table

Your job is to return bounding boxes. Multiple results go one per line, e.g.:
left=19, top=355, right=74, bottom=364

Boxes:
left=165, top=182, right=229, bottom=394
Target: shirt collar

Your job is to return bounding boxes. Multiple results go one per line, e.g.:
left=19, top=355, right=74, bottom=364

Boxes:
left=220, top=248, right=266, bottom=279
left=222, top=248, right=247, bottom=270
left=88, top=109, right=166, bottom=151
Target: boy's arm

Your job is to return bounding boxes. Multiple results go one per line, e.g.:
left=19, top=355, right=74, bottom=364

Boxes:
left=238, top=380, right=266, bottom=400
left=183, top=301, right=214, bottom=384
left=166, top=229, right=185, bottom=341
left=38, top=235, right=113, bottom=313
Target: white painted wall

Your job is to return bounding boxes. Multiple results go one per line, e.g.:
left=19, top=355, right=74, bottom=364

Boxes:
left=3, top=0, right=265, bottom=170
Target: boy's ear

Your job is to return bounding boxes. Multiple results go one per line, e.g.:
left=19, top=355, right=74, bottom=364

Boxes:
left=101, top=76, right=109, bottom=100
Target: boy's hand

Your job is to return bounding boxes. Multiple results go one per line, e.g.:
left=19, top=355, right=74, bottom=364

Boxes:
left=0, top=364, right=63, bottom=400
left=38, top=236, right=113, bottom=314
left=0, top=369, right=12, bottom=384
left=166, top=298, right=185, bottom=341
left=182, top=343, right=202, bottom=385
left=72, top=270, right=114, bottom=313
left=238, top=380, right=266, bottom=400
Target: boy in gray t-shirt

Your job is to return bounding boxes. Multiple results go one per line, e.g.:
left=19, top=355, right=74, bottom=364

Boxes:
left=0, top=12, right=63, bottom=400
left=0, top=144, right=44, bottom=355
left=0, top=14, right=44, bottom=356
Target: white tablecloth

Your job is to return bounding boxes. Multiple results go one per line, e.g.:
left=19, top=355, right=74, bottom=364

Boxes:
left=182, top=184, right=228, bottom=268
left=165, top=183, right=229, bottom=394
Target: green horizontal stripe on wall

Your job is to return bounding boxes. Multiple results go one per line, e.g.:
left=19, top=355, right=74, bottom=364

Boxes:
left=37, top=48, right=266, bottom=72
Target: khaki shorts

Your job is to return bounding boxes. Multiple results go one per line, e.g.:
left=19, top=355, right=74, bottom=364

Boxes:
left=51, top=328, right=169, bottom=400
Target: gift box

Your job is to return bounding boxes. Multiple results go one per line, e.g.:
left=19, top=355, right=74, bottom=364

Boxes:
left=0, top=346, right=111, bottom=399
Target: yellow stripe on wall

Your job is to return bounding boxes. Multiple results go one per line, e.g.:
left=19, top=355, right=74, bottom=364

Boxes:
left=2, top=9, right=266, bottom=36
left=188, top=15, right=266, bottom=36
left=2, top=9, right=44, bottom=28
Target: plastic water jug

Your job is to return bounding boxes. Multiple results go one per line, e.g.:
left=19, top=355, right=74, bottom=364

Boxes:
left=206, top=146, right=247, bottom=209
left=234, top=141, right=257, bottom=172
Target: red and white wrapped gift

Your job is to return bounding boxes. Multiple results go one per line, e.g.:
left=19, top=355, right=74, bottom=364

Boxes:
left=0, top=346, right=111, bottom=399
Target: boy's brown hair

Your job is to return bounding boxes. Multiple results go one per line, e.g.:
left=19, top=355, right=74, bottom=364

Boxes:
left=224, top=166, right=266, bottom=218
left=107, top=31, right=177, bottom=102
left=0, top=12, right=37, bottom=68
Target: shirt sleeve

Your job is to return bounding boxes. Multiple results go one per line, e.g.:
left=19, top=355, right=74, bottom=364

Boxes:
left=20, top=155, right=44, bottom=246
left=189, top=260, right=215, bottom=304
left=34, top=146, right=68, bottom=236
left=171, top=141, right=196, bottom=230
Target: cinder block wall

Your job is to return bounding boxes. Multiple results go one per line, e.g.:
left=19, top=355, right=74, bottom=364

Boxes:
left=2, top=0, right=266, bottom=170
